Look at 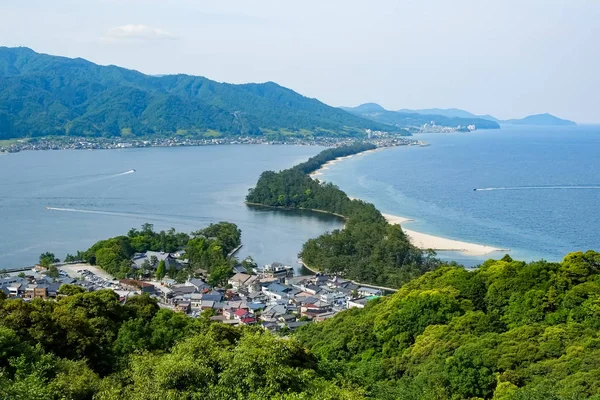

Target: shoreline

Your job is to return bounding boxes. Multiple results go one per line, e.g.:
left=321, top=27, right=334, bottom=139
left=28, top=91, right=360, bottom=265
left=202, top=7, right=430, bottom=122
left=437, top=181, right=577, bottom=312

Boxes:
left=310, top=150, right=510, bottom=258
left=382, top=213, right=508, bottom=257
left=309, top=148, right=383, bottom=178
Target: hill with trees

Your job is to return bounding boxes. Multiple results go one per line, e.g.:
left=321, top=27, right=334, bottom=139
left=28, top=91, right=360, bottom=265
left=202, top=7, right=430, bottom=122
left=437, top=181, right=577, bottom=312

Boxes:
left=78, top=222, right=240, bottom=284
left=296, top=251, right=600, bottom=399
left=0, top=289, right=364, bottom=399
left=0, top=47, right=394, bottom=140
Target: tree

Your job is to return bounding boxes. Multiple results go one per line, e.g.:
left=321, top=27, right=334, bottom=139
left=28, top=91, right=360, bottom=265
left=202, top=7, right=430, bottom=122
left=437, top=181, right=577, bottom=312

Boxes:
left=150, top=256, right=158, bottom=267
left=156, top=260, right=166, bottom=281
left=46, top=265, right=60, bottom=279
left=39, top=252, right=59, bottom=267
left=58, top=284, right=86, bottom=296
left=207, top=265, right=232, bottom=287
left=241, top=257, right=258, bottom=274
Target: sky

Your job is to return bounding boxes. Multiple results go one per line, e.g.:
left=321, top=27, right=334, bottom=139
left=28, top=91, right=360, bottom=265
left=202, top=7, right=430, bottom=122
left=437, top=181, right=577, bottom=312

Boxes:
left=1, top=0, right=598, bottom=123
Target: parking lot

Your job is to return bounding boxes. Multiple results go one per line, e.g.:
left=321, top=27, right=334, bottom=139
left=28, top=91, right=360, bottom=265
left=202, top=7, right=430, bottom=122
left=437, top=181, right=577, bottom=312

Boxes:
left=61, top=263, right=117, bottom=281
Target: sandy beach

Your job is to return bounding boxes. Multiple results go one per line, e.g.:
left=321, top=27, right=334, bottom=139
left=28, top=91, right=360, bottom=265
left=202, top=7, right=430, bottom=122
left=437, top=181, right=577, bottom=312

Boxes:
left=310, top=148, right=508, bottom=258
left=382, top=213, right=506, bottom=257
left=309, top=148, right=383, bottom=178
left=310, top=154, right=355, bottom=178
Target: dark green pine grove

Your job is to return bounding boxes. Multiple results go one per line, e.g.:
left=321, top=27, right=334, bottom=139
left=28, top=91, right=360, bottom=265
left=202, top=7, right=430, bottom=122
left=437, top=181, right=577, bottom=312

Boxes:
left=0, top=47, right=393, bottom=140
left=246, top=143, right=436, bottom=287
left=79, top=222, right=241, bottom=281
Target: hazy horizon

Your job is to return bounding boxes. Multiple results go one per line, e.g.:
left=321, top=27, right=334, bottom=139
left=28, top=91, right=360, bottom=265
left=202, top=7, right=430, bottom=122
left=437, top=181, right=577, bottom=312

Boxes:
left=1, top=0, right=598, bottom=123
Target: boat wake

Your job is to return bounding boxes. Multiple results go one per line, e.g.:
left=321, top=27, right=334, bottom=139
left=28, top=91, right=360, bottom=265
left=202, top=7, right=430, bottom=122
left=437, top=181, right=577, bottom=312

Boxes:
left=45, top=207, right=135, bottom=217
left=474, top=185, right=600, bottom=191
left=114, top=169, right=135, bottom=177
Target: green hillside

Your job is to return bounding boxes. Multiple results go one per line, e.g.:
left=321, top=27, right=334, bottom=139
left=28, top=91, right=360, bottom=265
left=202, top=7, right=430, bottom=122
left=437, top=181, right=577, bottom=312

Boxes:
left=296, top=251, right=600, bottom=399
left=0, top=47, right=393, bottom=140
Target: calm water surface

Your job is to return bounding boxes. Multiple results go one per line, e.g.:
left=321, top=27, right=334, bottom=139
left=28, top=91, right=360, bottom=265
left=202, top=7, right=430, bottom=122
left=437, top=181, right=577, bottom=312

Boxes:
left=0, top=145, right=343, bottom=270
left=318, top=126, right=600, bottom=265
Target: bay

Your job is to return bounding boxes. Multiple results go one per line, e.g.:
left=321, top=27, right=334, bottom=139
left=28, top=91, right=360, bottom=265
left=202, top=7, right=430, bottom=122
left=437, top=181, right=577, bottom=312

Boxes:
left=0, top=145, right=343, bottom=270
left=317, top=125, right=600, bottom=265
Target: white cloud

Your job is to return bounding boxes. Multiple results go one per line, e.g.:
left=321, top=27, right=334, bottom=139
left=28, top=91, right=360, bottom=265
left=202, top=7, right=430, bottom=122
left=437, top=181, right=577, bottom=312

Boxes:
left=104, top=24, right=176, bottom=41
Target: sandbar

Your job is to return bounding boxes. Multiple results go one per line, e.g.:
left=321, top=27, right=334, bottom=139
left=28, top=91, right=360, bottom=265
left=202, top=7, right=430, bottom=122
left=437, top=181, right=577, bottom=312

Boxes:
left=383, top=214, right=507, bottom=257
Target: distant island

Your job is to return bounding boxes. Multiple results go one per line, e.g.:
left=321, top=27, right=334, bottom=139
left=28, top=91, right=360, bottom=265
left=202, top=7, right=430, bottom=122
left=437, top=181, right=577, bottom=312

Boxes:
left=396, top=107, right=576, bottom=126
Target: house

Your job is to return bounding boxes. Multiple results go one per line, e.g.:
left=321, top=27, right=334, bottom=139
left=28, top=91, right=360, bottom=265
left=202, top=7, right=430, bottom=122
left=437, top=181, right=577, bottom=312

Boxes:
left=247, top=302, right=266, bottom=313
left=358, top=287, right=383, bottom=297
left=278, top=314, right=296, bottom=323
left=227, top=272, right=256, bottom=289
left=201, top=292, right=223, bottom=302
left=319, top=290, right=346, bottom=306
left=262, top=262, right=293, bottom=278
left=260, top=304, right=288, bottom=322
left=47, top=282, right=62, bottom=298
left=186, top=293, right=203, bottom=308
left=131, top=251, right=184, bottom=272
left=313, top=311, right=337, bottom=322
left=8, top=282, right=26, bottom=297
left=160, top=278, right=177, bottom=287
left=119, top=279, right=155, bottom=294
left=240, top=317, right=256, bottom=325
left=262, top=282, right=301, bottom=301
left=347, top=297, right=370, bottom=309
left=261, top=321, right=280, bottom=332
left=170, top=285, right=196, bottom=298
left=233, top=308, right=252, bottom=320
left=286, top=321, right=312, bottom=331
left=186, top=278, right=209, bottom=292
left=175, top=301, right=191, bottom=314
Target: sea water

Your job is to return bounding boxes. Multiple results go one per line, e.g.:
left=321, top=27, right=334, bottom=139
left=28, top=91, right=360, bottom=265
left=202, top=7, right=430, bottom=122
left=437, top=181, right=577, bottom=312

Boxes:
left=318, top=125, right=600, bottom=265
left=0, top=145, right=343, bottom=270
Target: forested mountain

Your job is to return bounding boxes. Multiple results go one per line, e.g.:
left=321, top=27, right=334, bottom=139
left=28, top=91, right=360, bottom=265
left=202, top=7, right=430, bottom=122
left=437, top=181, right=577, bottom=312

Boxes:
left=341, top=103, right=501, bottom=130
left=297, top=251, right=600, bottom=399
left=0, top=47, right=392, bottom=140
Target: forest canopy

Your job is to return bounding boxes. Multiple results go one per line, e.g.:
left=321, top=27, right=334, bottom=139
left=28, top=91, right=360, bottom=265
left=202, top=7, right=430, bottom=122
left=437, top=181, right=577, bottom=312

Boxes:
left=246, top=143, right=435, bottom=287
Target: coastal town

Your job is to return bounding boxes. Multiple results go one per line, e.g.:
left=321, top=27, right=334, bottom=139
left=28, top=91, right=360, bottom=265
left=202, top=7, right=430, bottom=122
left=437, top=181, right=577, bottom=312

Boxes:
left=0, top=250, right=384, bottom=333
left=0, top=131, right=418, bottom=154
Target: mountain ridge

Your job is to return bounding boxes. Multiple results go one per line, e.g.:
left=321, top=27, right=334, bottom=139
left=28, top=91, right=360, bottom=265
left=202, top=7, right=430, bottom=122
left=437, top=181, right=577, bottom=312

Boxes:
left=395, top=106, right=576, bottom=126
left=0, top=47, right=396, bottom=140
left=342, top=104, right=501, bottom=130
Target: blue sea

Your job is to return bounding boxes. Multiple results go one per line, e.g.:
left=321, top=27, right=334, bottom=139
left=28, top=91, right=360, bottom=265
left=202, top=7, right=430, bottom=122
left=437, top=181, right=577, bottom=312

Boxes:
left=1, top=127, right=598, bottom=270
left=0, top=145, right=343, bottom=270
left=317, top=125, right=600, bottom=265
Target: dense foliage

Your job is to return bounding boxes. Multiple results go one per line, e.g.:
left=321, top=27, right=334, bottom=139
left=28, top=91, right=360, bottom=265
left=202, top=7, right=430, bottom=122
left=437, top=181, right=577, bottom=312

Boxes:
left=293, top=142, right=376, bottom=175
left=296, top=251, right=600, bottom=399
left=0, top=47, right=393, bottom=140
left=0, top=290, right=364, bottom=399
left=246, top=144, right=434, bottom=287
left=80, top=222, right=240, bottom=280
